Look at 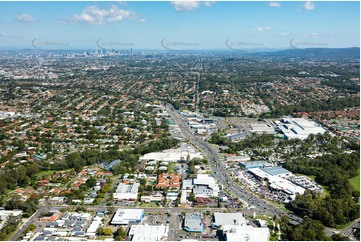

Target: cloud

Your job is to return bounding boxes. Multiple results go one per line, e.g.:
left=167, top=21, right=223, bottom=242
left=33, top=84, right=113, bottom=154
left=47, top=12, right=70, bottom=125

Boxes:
left=279, top=32, right=288, bottom=36
left=171, top=1, right=216, bottom=11
left=269, top=2, right=281, bottom=7
left=304, top=1, right=315, bottom=10
left=67, top=5, right=144, bottom=25
left=15, top=14, right=34, bottom=23
left=171, top=1, right=200, bottom=11
left=203, top=1, right=217, bottom=7
left=252, top=27, right=272, bottom=32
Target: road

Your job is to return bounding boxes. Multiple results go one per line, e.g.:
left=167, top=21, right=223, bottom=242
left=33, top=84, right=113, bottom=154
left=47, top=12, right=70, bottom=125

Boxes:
left=165, top=103, right=301, bottom=223
left=165, top=103, right=356, bottom=238
left=10, top=208, right=46, bottom=241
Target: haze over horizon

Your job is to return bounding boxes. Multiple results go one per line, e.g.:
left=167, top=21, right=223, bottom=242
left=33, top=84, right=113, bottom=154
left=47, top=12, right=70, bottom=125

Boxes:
left=0, top=1, right=359, bottom=50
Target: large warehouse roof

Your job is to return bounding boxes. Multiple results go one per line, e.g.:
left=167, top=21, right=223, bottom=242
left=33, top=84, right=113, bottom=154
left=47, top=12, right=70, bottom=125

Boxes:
left=224, top=224, right=269, bottom=242
left=111, top=209, right=144, bottom=225
left=213, top=213, right=246, bottom=227
left=129, top=224, right=168, bottom=241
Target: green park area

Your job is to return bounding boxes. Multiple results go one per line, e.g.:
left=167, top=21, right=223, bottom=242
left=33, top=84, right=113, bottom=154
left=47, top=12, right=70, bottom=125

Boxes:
left=349, top=169, right=360, bottom=192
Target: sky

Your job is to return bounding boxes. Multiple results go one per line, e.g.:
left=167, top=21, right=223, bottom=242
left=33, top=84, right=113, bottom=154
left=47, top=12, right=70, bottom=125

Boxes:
left=0, top=1, right=359, bottom=50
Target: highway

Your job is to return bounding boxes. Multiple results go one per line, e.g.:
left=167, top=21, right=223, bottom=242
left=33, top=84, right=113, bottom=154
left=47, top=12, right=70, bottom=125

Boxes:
left=165, top=103, right=302, bottom=223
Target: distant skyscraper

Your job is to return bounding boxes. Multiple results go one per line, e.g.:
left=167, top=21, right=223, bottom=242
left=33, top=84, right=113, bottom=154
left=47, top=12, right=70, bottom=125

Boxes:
left=130, top=48, right=133, bottom=55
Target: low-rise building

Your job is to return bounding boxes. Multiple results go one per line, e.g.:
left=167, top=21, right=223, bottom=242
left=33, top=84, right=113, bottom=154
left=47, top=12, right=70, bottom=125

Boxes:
left=129, top=224, right=169, bottom=241
left=193, top=174, right=219, bottom=198
left=113, top=182, right=140, bottom=201
left=111, top=209, right=145, bottom=225
left=183, top=212, right=203, bottom=233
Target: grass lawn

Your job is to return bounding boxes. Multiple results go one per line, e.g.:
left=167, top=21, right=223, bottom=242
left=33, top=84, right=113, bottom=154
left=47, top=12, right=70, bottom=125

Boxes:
left=36, top=169, right=71, bottom=178
left=139, top=202, right=159, bottom=208
left=349, top=170, right=360, bottom=192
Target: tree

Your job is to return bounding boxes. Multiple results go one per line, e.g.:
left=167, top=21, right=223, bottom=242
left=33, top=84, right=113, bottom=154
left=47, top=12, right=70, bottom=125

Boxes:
left=331, top=234, right=350, bottom=241
left=86, top=178, right=97, bottom=187
left=114, top=226, right=127, bottom=240
left=102, top=227, right=113, bottom=236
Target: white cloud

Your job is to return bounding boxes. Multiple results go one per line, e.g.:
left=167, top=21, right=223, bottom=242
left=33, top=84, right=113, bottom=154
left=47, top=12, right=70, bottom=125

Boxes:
left=279, top=32, right=288, bottom=36
left=304, top=1, right=315, bottom=10
left=171, top=1, right=200, bottom=11
left=269, top=2, right=281, bottom=7
left=15, top=14, right=34, bottom=23
left=171, top=1, right=216, bottom=11
left=253, top=27, right=272, bottom=32
left=67, top=5, right=144, bottom=25
left=203, top=1, right=217, bottom=7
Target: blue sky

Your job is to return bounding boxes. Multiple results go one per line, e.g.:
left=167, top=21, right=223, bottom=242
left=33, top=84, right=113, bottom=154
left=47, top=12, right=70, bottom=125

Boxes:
left=0, top=1, right=359, bottom=50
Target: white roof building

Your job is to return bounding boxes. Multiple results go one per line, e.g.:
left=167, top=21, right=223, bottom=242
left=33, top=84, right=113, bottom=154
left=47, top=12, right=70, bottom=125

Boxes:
left=111, top=209, right=145, bottom=225
left=86, top=220, right=102, bottom=233
left=224, top=224, right=270, bottom=242
left=248, top=168, right=305, bottom=197
left=213, top=213, right=246, bottom=228
left=212, top=212, right=269, bottom=241
left=0, top=210, right=23, bottom=221
left=226, top=155, right=251, bottom=162
left=193, top=174, right=219, bottom=197
left=113, top=182, right=140, bottom=201
left=129, top=224, right=169, bottom=241
left=139, top=143, right=203, bottom=162
left=278, top=118, right=326, bottom=140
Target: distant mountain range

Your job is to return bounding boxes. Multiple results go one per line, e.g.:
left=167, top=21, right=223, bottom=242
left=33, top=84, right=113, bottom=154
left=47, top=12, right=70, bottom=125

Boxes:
left=254, top=47, right=360, bottom=58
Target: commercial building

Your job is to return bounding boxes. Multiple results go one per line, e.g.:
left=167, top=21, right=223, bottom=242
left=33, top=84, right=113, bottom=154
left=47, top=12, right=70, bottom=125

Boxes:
left=140, top=193, right=164, bottom=203
left=262, top=167, right=292, bottom=178
left=277, top=117, right=326, bottom=140
left=212, top=213, right=246, bottom=229
left=239, top=160, right=273, bottom=169
left=193, top=174, right=219, bottom=198
left=183, top=213, right=203, bottom=232
left=166, top=191, right=179, bottom=201
left=223, top=224, right=270, bottom=242
left=129, top=224, right=169, bottom=241
left=212, top=212, right=269, bottom=242
left=248, top=168, right=305, bottom=198
left=226, top=155, right=251, bottom=163
left=139, top=143, right=203, bottom=162
left=111, top=209, right=145, bottom=225
left=113, top=182, right=139, bottom=201
left=250, top=123, right=275, bottom=134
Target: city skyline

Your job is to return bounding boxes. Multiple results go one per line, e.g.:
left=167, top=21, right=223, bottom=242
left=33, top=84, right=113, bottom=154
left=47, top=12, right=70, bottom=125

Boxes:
left=0, top=1, right=359, bottom=50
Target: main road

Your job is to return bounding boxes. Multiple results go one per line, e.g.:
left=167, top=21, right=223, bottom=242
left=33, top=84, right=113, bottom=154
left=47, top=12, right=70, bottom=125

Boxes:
left=165, top=103, right=302, bottom=224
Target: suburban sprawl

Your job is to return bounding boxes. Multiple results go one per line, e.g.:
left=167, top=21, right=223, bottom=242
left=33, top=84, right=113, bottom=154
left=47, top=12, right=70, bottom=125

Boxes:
left=0, top=47, right=359, bottom=242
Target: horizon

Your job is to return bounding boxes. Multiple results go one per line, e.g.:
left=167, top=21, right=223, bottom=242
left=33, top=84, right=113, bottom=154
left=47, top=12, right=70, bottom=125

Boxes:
left=0, top=1, right=359, bottom=51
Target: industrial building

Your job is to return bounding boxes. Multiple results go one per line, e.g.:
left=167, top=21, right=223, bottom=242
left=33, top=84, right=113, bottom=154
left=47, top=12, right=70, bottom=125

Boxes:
left=129, top=224, right=169, bottom=241
left=111, top=209, right=145, bottom=225
left=277, top=117, right=326, bottom=140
